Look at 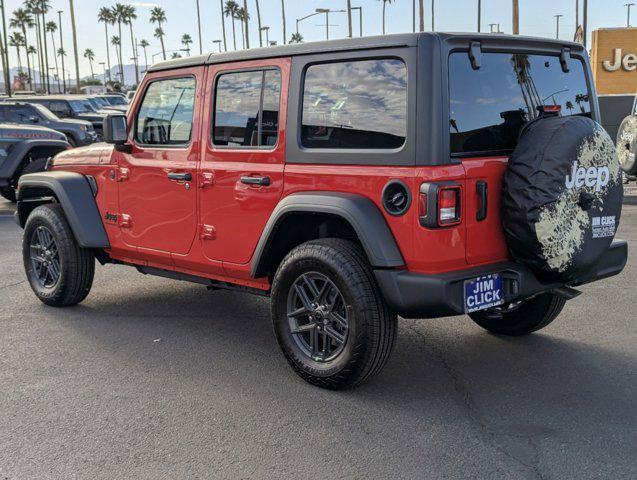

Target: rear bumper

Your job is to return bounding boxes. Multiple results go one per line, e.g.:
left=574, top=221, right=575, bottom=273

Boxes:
left=374, top=240, right=628, bottom=319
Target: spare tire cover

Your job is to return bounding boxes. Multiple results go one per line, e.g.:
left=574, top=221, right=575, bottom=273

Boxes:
left=615, top=114, right=637, bottom=175
left=502, top=115, right=623, bottom=282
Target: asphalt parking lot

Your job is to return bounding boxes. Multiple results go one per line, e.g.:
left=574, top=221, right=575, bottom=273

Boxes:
left=0, top=197, right=635, bottom=480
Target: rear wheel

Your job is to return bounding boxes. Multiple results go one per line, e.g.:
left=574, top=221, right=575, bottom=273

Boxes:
left=469, top=292, right=566, bottom=336
left=23, top=204, right=95, bottom=307
left=271, top=239, right=397, bottom=390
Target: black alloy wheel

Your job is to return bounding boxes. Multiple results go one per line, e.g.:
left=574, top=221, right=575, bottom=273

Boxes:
left=29, top=226, right=61, bottom=288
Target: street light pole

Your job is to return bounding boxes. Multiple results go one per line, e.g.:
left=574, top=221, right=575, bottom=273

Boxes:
left=0, top=0, right=11, bottom=96
left=512, top=0, right=520, bottom=35
left=555, top=14, right=563, bottom=39
left=626, top=3, right=635, bottom=27
left=583, top=0, right=588, bottom=47
left=213, top=39, right=222, bottom=52
left=351, top=6, right=362, bottom=36
left=478, top=0, right=482, bottom=32
left=99, top=61, right=106, bottom=86
left=260, top=26, right=270, bottom=45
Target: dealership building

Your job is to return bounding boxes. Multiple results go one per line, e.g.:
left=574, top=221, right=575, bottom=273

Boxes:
left=590, top=27, right=637, bottom=139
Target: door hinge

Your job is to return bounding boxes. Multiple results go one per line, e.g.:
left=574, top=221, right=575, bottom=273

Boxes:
left=119, top=213, right=132, bottom=228
left=117, top=167, right=130, bottom=182
left=199, top=171, right=215, bottom=188
left=200, top=224, right=216, bottom=240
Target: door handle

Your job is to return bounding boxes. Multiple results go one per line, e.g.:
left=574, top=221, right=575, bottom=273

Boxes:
left=240, top=175, right=270, bottom=187
left=167, top=172, right=192, bottom=182
left=476, top=180, right=488, bottom=221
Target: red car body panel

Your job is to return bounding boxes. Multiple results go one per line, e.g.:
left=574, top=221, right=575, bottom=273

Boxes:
left=51, top=56, right=513, bottom=290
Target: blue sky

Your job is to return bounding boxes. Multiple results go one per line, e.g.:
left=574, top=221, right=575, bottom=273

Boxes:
left=2, top=0, right=634, bottom=77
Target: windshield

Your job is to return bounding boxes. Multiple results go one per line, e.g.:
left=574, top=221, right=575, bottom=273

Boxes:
left=86, top=98, right=103, bottom=110
left=68, top=100, right=96, bottom=114
left=31, top=103, right=59, bottom=121
left=91, top=97, right=108, bottom=108
left=449, top=52, right=591, bottom=155
left=103, top=96, right=127, bottom=106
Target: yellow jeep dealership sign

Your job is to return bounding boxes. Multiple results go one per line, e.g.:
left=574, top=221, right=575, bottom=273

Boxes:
left=591, top=28, right=637, bottom=95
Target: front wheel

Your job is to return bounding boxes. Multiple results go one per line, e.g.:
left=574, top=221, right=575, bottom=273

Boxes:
left=23, top=204, right=95, bottom=307
left=271, top=239, right=397, bottom=390
left=469, top=292, right=566, bottom=336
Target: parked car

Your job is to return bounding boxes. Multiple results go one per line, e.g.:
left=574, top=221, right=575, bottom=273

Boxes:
left=614, top=92, right=637, bottom=183
left=0, top=102, right=98, bottom=147
left=4, top=95, right=107, bottom=137
left=93, top=94, right=129, bottom=113
left=86, top=96, right=124, bottom=114
left=126, top=90, right=136, bottom=102
left=15, top=33, right=627, bottom=389
left=0, top=122, right=68, bottom=202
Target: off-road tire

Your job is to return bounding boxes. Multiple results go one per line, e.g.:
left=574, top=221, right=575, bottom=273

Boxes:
left=469, top=293, right=566, bottom=336
left=271, top=238, right=397, bottom=390
left=0, top=186, right=16, bottom=202
left=23, top=204, right=95, bottom=307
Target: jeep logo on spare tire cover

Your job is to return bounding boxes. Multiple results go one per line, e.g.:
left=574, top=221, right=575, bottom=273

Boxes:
left=502, top=115, right=623, bottom=282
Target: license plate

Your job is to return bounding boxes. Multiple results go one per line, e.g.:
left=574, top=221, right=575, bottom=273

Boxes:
left=464, top=273, right=504, bottom=313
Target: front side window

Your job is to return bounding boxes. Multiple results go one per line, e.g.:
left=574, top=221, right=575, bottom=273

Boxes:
left=301, top=59, right=407, bottom=149
left=1, top=106, right=36, bottom=122
left=48, top=101, right=71, bottom=117
left=213, top=69, right=281, bottom=147
left=135, top=77, right=196, bottom=146
left=449, top=52, right=592, bottom=156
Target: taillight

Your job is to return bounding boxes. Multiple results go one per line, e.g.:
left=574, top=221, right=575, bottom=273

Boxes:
left=419, top=182, right=462, bottom=228
left=437, top=187, right=461, bottom=226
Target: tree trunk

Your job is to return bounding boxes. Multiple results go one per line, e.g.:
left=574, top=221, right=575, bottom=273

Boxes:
left=243, top=0, right=249, bottom=49
left=104, top=23, right=112, bottom=82
left=347, top=0, right=352, bottom=37
left=22, top=27, right=33, bottom=90
left=34, top=14, right=43, bottom=90
left=281, top=0, right=286, bottom=44
left=41, top=11, right=50, bottom=93
left=50, top=32, right=60, bottom=92
left=15, top=45, right=22, bottom=71
left=419, top=0, right=424, bottom=31
left=256, top=0, right=262, bottom=47
left=512, top=0, right=519, bottom=34
left=220, top=0, right=227, bottom=51
left=231, top=18, right=237, bottom=50
left=143, top=47, right=148, bottom=71
left=117, top=21, right=124, bottom=83
left=89, top=60, right=94, bottom=79
left=129, top=22, right=139, bottom=85
left=382, top=2, right=386, bottom=35
left=195, top=0, right=202, bottom=54
left=69, top=0, right=81, bottom=93
left=159, top=21, right=166, bottom=60
left=240, top=19, right=245, bottom=49
left=431, top=0, right=435, bottom=31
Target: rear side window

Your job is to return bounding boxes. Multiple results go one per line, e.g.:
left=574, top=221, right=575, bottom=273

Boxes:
left=301, top=59, right=407, bottom=149
left=135, top=77, right=196, bottom=146
left=449, top=53, right=591, bottom=156
left=213, top=69, right=281, bottom=148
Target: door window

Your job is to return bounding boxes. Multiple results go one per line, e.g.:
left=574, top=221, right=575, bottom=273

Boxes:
left=213, top=69, right=281, bottom=148
left=0, top=106, right=37, bottom=123
left=48, top=101, right=72, bottom=117
left=135, top=77, right=196, bottom=146
left=301, top=59, right=407, bottom=149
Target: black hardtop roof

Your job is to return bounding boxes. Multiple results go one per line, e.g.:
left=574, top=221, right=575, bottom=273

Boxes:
left=148, top=32, right=585, bottom=72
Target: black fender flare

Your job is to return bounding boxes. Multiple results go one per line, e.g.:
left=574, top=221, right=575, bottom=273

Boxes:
left=0, top=139, right=69, bottom=186
left=16, top=171, right=110, bottom=249
left=251, top=192, right=405, bottom=277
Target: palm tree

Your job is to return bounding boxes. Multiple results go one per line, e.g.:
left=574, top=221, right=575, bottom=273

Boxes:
left=219, top=0, right=227, bottom=52
left=224, top=1, right=239, bottom=51
left=139, top=39, right=149, bottom=72
left=149, top=6, right=166, bottom=60
left=27, top=45, right=39, bottom=89
left=289, top=32, right=303, bottom=44
left=84, top=48, right=95, bottom=79
left=280, top=0, right=286, bottom=45
left=194, top=0, right=202, bottom=54
left=181, top=34, right=193, bottom=56
left=112, top=4, right=127, bottom=84
left=25, top=1, right=44, bottom=91
left=68, top=0, right=81, bottom=93
left=111, top=35, right=121, bottom=83
left=153, top=27, right=165, bottom=60
left=123, top=5, right=139, bottom=85
left=379, top=0, right=394, bottom=35
left=236, top=7, right=249, bottom=49
left=34, top=0, right=51, bottom=93
left=10, top=8, right=34, bottom=89
left=255, top=0, right=262, bottom=47
left=97, top=7, right=114, bottom=82
left=45, top=21, right=60, bottom=91
left=242, top=0, right=249, bottom=49
left=9, top=33, right=24, bottom=72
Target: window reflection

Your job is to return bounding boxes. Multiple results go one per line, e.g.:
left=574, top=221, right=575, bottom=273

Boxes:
left=301, top=59, right=407, bottom=149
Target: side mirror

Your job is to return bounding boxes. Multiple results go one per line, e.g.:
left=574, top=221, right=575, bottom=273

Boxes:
left=29, top=116, right=39, bottom=123
left=103, top=114, right=128, bottom=145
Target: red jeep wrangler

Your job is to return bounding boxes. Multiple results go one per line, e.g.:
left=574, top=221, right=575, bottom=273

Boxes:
left=16, top=33, right=627, bottom=389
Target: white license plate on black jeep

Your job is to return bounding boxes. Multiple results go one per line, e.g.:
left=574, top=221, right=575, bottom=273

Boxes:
left=464, top=274, right=504, bottom=313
